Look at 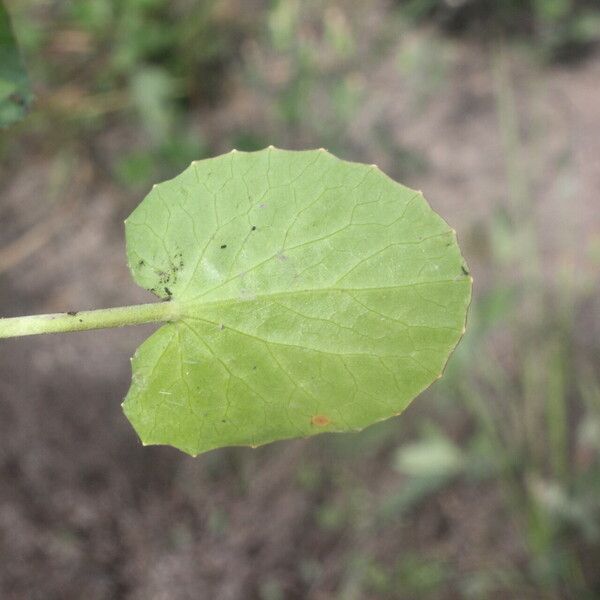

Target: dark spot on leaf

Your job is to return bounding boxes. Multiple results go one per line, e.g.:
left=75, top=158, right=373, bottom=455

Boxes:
left=311, top=415, right=331, bottom=427
left=173, top=251, right=184, bottom=270
left=164, top=287, right=172, bottom=297
left=220, top=244, right=227, bottom=249
left=461, top=266, right=470, bottom=276
left=138, top=260, right=145, bottom=266
left=79, top=319, right=83, bottom=323
left=251, top=226, right=256, bottom=231
left=156, top=270, right=171, bottom=284
left=221, top=419, right=226, bottom=423
left=67, top=311, right=78, bottom=316
left=220, top=324, right=225, bottom=331
left=252, top=365, right=257, bottom=370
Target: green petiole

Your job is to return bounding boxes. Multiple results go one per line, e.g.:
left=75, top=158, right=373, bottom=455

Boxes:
left=0, top=301, right=178, bottom=339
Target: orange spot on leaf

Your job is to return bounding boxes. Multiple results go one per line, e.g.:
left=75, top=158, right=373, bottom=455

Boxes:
left=311, top=414, right=331, bottom=427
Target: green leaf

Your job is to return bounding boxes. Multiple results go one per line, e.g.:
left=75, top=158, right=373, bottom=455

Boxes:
left=394, top=435, right=465, bottom=479
left=0, top=1, right=32, bottom=128
left=122, top=147, right=471, bottom=455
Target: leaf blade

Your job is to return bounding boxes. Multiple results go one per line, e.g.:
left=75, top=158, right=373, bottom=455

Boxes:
left=123, top=148, right=471, bottom=455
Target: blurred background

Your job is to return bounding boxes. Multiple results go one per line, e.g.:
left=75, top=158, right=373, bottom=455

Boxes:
left=1, top=1, right=599, bottom=598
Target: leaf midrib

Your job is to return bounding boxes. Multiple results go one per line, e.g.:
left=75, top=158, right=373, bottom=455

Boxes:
left=178, top=279, right=466, bottom=311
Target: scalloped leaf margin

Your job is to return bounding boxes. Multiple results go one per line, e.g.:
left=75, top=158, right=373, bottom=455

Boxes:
left=122, top=147, right=472, bottom=455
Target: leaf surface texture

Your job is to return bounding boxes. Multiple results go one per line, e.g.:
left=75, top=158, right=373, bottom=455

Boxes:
left=123, top=148, right=471, bottom=455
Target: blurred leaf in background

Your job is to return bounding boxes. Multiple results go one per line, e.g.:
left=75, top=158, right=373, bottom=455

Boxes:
left=0, top=1, right=32, bottom=128
left=129, top=66, right=178, bottom=145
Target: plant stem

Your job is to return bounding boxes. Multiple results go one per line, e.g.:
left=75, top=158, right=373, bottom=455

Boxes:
left=0, top=301, right=178, bottom=339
